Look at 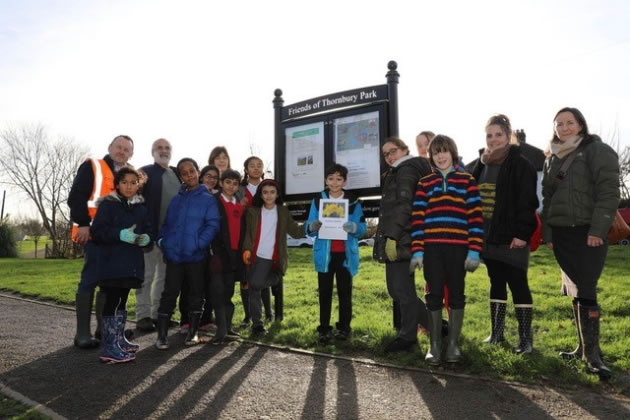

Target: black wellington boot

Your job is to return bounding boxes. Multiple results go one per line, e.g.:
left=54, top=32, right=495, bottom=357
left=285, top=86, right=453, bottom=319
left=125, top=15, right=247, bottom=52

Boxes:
left=155, top=313, right=170, bottom=350
left=514, top=306, right=533, bottom=355
left=185, top=311, right=202, bottom=346
left=93, top=290, right=105, bottom=340
left=560, top=301, right=583, bottom=360
left=272, top=282, right=283, bottom=321
left=483, top=300, right=506, bottom=344
left=578, top=304, right=611, bottom=380
left=74, top=292, right=99, bottom=348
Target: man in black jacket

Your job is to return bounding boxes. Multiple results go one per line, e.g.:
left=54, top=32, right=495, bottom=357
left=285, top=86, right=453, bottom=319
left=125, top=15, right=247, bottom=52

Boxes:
left=68, top=135, right=134, bottom=348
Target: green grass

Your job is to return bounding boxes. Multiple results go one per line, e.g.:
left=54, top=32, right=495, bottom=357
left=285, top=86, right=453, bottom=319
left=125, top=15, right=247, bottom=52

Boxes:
left=16, top=239, right=53, bottom=257
left=0, top=396, right=49, bottom=420
left=1, top=246, right=629, bottom=391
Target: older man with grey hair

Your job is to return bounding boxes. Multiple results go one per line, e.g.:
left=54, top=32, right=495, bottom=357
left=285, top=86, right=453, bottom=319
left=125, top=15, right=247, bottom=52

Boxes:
left=135, top=138, right=181, bottom=331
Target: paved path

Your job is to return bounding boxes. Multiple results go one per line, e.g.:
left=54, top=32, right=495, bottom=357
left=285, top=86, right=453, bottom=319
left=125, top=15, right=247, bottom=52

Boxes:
left=1, top=295, right=630, bottom=419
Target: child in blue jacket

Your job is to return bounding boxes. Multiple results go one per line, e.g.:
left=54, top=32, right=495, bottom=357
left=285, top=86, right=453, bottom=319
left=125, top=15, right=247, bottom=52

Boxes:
left=90, top=167, right=152, bottom=363
left=306, top=163, right=366, bottom=343
left=155, top=158, right=220, bottom=349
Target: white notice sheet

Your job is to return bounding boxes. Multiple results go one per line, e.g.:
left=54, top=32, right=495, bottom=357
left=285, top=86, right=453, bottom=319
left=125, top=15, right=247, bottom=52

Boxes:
left=318, top=198, right=349, bottom=240
left=285, top=122, right=325, bottom=195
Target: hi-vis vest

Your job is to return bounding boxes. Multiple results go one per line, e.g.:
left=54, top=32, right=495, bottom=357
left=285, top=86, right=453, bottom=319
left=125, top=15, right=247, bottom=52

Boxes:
left=71, top=159, right=115, bottom=242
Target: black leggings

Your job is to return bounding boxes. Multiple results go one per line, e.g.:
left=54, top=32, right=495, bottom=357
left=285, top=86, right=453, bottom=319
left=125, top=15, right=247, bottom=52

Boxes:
left=485, top=258, right=532, bottom=304
left=101, top=286, right=131, bottom=316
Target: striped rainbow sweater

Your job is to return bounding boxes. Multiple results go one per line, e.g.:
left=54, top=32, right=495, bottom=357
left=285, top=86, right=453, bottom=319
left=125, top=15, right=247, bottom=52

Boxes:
left=411, top=167, right=484, bottom=258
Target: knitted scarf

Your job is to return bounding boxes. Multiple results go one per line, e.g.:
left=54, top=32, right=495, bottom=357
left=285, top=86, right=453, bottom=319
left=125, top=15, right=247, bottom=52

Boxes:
left=550, top=135, right=583, bottom=159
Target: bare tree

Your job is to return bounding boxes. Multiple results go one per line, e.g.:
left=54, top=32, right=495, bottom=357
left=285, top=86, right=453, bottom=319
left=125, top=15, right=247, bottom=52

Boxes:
left=0, top=124, right=89, bottom=257
left=18, top=217, right=46, bottom=258
left=601, top=123, right=629, bottom=205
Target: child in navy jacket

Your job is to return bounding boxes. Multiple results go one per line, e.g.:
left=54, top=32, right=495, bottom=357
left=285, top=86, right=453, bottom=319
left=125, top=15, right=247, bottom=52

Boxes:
left=90, top=167, right=152, bottom=363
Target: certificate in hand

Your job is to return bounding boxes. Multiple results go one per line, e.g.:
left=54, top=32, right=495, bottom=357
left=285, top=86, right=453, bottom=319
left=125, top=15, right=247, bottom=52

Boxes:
left=318, top=198, right=349, bottom=240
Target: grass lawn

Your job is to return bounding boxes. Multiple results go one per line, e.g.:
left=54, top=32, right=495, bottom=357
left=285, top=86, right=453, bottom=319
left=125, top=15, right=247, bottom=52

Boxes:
left=16, top=239, right=53, bottom=258
left=1, top=246, right=629, bottom=392
left=0, top=395, right=48, bottom=420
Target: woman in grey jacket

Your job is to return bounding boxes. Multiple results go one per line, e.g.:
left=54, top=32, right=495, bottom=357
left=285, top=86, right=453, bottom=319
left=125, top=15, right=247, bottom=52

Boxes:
left=374, top=137, right=432, bottom=353
left=542, top=107, right=619, bottom=379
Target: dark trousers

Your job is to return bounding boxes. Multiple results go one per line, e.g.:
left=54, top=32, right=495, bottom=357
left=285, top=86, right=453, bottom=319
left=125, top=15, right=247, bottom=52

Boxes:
left=77, top=241, right=99, bottom=293
left=247, top=257, right=281, bottom=328
left=485, top=258, right=532, bottom=304
left=423, top=245, right=467, bottom=311
left=386, top=260, right=428, bottom=341
left=318, top=252, right=353, bottom=332
left=101, top=286, right=131, bottom=316
left=158, top=259, right=206, bottom=316
left=552, top=225, right=607, bottom=301
left=179, top=271, right=214, bottom=325
left=209, top=268, right=236, bottom=336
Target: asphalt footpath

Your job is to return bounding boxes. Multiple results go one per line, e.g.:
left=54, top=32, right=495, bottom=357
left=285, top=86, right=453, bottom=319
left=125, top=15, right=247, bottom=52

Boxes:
left=1, top=294, right=630, bottom=420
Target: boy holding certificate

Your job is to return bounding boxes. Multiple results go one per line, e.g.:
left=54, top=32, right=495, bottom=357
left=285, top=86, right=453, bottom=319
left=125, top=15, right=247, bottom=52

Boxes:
left=306, top=164, right=367, bottom=344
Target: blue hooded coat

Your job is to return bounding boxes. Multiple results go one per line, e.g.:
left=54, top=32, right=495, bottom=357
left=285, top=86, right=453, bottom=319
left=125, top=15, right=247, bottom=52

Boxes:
left=158, top=184, right=220, bottom=264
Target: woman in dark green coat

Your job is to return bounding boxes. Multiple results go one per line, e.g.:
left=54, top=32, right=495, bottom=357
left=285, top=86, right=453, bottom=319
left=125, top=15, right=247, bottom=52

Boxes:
left=542, top=107, right=620, bottom=379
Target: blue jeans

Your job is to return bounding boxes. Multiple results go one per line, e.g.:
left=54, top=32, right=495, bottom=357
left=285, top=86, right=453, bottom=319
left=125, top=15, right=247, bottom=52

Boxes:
left=77, top=241, right=100, bottom=294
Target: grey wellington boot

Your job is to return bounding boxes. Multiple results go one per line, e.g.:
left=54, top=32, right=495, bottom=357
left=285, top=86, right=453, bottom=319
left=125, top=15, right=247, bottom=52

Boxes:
left=74, top=292, right=99, bottom=348
left=425, top=310, right=443, bottom=366
left=445, top=309, right=464, bottom=363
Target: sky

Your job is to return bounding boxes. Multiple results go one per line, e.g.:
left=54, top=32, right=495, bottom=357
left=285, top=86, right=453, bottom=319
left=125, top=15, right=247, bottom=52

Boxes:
left=1, top=0, right=629, bottom=218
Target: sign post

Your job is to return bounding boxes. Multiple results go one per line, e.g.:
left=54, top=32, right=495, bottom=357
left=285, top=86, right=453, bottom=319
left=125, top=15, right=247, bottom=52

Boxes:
left=274, top=61, right=400, bottom=219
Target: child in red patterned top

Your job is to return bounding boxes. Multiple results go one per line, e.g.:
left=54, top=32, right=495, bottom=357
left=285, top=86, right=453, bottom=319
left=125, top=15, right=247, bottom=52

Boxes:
left=409, top=134, right=483, bottom=366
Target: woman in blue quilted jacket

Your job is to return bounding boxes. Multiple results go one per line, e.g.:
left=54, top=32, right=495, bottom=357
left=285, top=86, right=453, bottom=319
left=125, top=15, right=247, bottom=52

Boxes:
left=154, top=158, right=221, bottom=350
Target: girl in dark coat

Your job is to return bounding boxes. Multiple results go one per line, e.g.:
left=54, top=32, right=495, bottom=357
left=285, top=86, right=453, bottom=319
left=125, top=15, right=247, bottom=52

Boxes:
left=471, top=114, right=539, bottom=355
left=90, top=167, right=152, bottom=363
left=374, top=137, right=432, bottom=353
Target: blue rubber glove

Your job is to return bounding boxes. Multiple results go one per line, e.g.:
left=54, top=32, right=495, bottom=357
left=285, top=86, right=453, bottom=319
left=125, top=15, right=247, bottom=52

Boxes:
left=385, top=238, right=397, bottom=262
left=342, top=221, right=357, bottom=234
left=137, top=234, right=150, bottom=247
left=120, top=224, right=138, bottom=244
left=464, top=250, right=480, bottom=272
left=309, top=220, right=322, bottom=233
left=409, top=253, right=424, bottom=274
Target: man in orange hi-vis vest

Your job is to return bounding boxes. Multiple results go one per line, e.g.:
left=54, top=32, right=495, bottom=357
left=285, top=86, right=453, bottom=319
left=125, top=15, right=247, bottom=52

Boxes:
left=68, top=135, right=134, bottom=348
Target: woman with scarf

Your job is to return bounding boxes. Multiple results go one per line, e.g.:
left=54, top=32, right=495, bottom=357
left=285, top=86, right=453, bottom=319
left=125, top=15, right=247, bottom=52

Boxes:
left=471, top=114, right=539, bottom=355
left=542, top=107, right=619, bottom=379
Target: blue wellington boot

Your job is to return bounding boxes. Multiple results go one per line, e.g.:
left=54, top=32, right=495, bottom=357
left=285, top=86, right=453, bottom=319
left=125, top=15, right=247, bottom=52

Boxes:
left=116, top=310, right=139, bottom=353
left=99, top=316, right=135, bottom=364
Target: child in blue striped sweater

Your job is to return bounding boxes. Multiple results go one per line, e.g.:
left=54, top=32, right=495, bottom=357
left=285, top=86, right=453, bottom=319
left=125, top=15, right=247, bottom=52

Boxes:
left=410, top=134, right=483, bottom=365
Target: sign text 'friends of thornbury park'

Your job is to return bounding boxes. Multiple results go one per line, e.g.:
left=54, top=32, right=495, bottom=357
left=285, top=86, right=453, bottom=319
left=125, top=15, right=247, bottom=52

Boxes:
left=281, top=85, right=389, bottom=121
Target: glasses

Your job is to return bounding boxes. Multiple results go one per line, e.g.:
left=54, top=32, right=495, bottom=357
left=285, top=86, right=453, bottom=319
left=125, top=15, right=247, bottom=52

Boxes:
left=203, top=174, right=219, bottom=180
left=382, top=147, right=399, bottom=159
